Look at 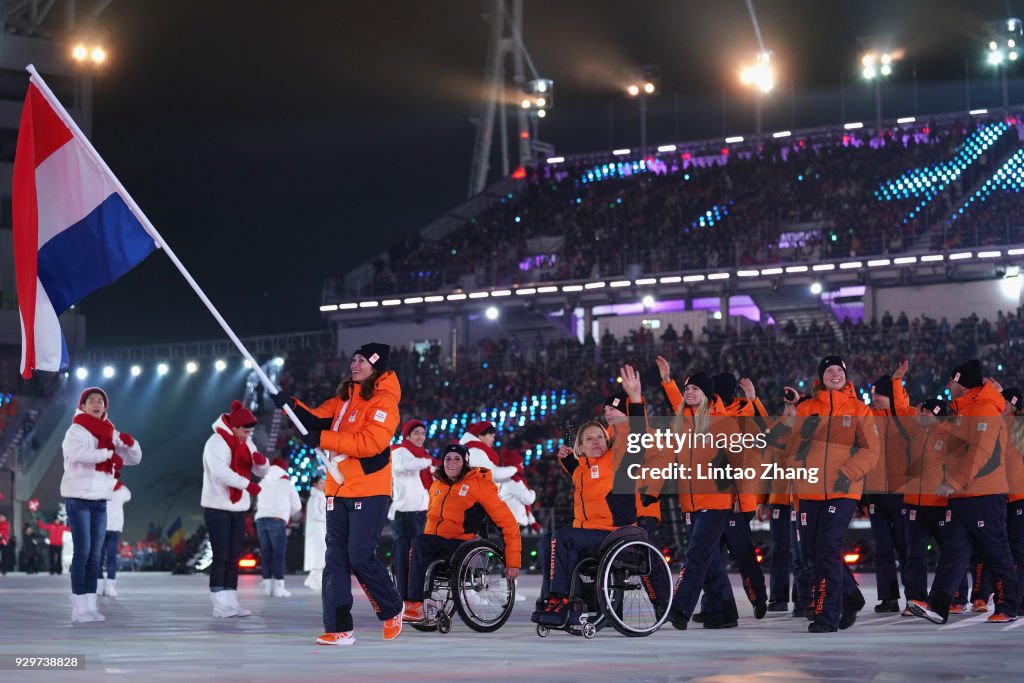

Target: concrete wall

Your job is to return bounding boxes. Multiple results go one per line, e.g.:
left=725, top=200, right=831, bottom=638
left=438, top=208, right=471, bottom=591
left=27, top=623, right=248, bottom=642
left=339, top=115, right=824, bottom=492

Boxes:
left=595, top=310, right=711, bottom=341
left=865, top=276, right=1023, bottom=322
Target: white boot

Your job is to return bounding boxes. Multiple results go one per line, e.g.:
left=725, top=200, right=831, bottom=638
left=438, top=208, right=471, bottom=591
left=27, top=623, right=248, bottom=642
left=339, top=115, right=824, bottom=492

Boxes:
left=210, top=591, right=238, bottom=618
left=97, top=579, right=106, bottom=596
left=70, top=594, right=98, bottom=623
left=105, top=580, right=118, bottom=598
left=225, top=590, right=251, bottom=617
left=84, top=593, right=105, bottom=621
left=273, top=579, right=291, bottom=597
left=262, top=578, right=273, bottom=596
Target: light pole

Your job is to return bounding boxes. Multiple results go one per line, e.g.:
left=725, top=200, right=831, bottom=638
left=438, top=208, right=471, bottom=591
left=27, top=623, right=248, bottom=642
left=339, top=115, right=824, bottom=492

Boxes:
left=739, top=50, right=775, bottom=143
left=985, top=19, right=1022, bottom=113
left=70, top=38, right=108, bottom=137
left=625, top=65, right=659, bottom=157
left=861, top=51, right=896, bottom=135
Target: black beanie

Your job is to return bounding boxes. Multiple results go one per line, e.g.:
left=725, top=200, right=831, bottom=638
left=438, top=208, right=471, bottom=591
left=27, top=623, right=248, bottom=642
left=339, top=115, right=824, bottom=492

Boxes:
left=873, top=375, right=894, bottom=401
left=354, top=343, right=391, bottom=372
left=712, top=373, right=739, bottom=402
left=1002, top=388, right=1023, bottom=413
left=921, top=398, right=948, bottom=417
left=684, top=372, right=715, bottom=401
left=949, top=359, right=983, bottom=389
left=817, top=356, right=847, bottom=381
left=603, top=392, right=628, bottom=412
left=441, top=443, right=469, bottom=459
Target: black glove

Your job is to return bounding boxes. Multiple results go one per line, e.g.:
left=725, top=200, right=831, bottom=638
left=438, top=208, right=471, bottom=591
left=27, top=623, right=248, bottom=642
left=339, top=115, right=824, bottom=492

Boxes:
left=271, top=392, right=292, bottom=409
left=300, top=430, right=321, bottom=449
left=799, top=414, right=821, bottom=440
left=833, top=472, right=852, bottom=494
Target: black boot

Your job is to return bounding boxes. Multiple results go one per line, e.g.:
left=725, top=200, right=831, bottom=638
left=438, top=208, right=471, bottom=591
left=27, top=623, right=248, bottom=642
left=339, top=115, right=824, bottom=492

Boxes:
left=767, top=601, right=788, bottom=612
left=839, top=591, right=866, bottom=630
left=808, top=620, right=838, bottom=633
left=754, top=600, right=768, bottom=619
left=667, top=608, right=689, bottom=630
left=704, top=600, right=739, bottom=629
left=691, top=611, right=707, bottom=624
left=874, top=598, right=900, bottom=613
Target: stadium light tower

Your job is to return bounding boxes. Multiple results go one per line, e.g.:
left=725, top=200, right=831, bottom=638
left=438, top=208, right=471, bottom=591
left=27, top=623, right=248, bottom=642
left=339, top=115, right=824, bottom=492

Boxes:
left=984, top=19, right=1023, bottom=112
left=739, top=50, right=775, bottom=142
left=625, top=65, right=660, bottom=157
left=859, top=35, right=899, bottom=135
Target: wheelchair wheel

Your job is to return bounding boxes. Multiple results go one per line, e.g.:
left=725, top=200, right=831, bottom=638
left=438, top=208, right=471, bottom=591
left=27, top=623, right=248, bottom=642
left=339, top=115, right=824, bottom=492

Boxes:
left=409, top=559, right=456, bottom=633
left=451, top=539, right=515, bottom=633
left=536, top=624, right=549, bottom=637
left=596, top=539, right=673, bottom=637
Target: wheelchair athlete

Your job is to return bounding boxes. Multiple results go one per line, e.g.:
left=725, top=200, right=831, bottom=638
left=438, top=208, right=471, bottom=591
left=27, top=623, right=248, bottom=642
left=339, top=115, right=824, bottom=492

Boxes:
left=403, top=443, right=521, bottom=623
left=532, top=364, right=650, bottom=626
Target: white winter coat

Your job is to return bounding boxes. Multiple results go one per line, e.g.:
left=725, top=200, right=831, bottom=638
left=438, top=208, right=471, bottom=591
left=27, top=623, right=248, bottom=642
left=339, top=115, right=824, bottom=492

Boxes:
left=255, top=465, right=302, bottom=522
left=304, top=487, right=327, bottom=572
left=200, top=414, right=269, bottom=512
left=498, top=478, right=537, bottom=526
left=458, top=432, right=517, bottom=483
left=388, top=445, right=431, bottom=519
left=106, top=485, right=132, bottom=533
left=60, top=411, right=142, bottom=500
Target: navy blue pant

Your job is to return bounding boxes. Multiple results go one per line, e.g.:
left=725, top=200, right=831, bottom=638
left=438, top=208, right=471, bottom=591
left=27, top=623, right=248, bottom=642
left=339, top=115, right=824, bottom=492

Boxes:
left=407, top=534, right=462, bottom=601
left=391, top=510, right=426, bottom=600
left=637, top=516, right=671, bottom=607
left=930, top=495, right=1019, bottom=618
left=323, top=496, right=403, bottom=632
left=256, top=518, right=288, bottom=580
left=904, top=504, right=968, bottom=604
left=867, top=494, right=908, bottom=601
left=1009, top=500, right=1024, bottom=609
left=546, top=527, right=609, bottom=597
left=700, top=510, right=767, bottom=614
left=101, top=531, right=120, bottom=580
left=768, top=504, right=792, bottom=603
left=203, top=507, right=245, bottom=591
left=800, top=498, right=862, bottom=629
left=969, top=545, right=993, bottom=603
left=67, top=498, right=106, bottom=595
left=671, top=510, right=734, bottom=618
left=792, top=512, right=813, bottom=607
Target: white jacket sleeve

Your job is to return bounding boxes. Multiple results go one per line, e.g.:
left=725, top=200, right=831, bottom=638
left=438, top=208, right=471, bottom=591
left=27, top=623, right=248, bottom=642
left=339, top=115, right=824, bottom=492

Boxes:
left=248, top=436, right=270, bottom=478
left=289, top=484, right=302, bottom=519
left=113, top=431, right=143, bottom=466
left=467, top=449, right=517, bottom=483
left=392, top=448, right=432, bottom=474
left=62, top=425, right=114, bottom=464
left=509, top=480, right=537, bottom=506
left=204, top=438, right=252, bottom=491
left=122, top=487, right=132, bottom=503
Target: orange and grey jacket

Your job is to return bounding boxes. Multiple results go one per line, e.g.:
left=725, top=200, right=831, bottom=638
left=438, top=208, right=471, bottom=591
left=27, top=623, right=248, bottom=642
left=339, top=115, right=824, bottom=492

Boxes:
left=903, top=419, right=953, bottom=508
left=293, top=371, right=401, bottom=499
left=424, top=467, right=522, bottom=569
left=945, top=383, right=1008, bottom=498
left=866, top=378, right=917, bottom=494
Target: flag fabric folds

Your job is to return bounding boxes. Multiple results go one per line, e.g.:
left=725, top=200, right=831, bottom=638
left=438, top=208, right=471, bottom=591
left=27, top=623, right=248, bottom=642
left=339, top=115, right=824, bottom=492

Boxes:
left=13, top=79, right=157, bottom=378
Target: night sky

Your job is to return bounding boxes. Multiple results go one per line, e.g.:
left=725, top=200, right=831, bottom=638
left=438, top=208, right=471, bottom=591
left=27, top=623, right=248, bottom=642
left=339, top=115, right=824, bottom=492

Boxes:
left=76, top=0, right=1016, bottom=347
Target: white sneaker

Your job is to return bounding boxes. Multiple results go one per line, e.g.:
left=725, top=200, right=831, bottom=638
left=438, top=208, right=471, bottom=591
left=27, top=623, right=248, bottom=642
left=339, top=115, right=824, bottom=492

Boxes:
left=225, top=590, right=251, bottom=617
left=70, top=594, right=98, bottom=623
left=262, top=579, right=273, bottom=596
left=97, top=579, right=106, bottom=596
left=105, top=580, right=118, bottom=598
left=210, top=591, right=239, bottom=618
left=84, top=594, right=105, bottom=622
left=273, top=579, right=291, bottom=597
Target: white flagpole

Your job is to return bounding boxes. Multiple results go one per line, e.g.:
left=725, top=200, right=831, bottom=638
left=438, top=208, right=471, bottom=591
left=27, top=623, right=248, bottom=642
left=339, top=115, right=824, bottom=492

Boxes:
left=24, top=65, right=343, bottom=481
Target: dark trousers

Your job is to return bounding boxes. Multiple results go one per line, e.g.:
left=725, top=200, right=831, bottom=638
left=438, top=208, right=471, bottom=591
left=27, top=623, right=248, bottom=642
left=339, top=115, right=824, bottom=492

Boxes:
left=0, top=543, right=11, bottom=574
left=101, top=531, right=120, bottom=580
left=792, top=513, right=813, bottom=606
left=670, top=509, right=733, bottom=618
left=67, top=497, right=106, bottom=595
left=969, top=545, right=993, bottom=603
left=256, top=518, right=288, bottom=580
left=1009, top=500, right=1024, bottom=609
left=203, top=507, right=245, bottom=591
left=768, top=504, right=792, bottom=603
left=391, top=510, right=426, bottom=600
left=323, top=496, right=402, bottom=632
left=637, top=516, right=671, bottom=607
left=867, top=494, right=908, bottom=601
left=48, top=545, right=63, bottom=574
left=545, top=527, right=610, bottom=597
left=930, top=495, right=1020, bottom=618
left=700, top=510, right=767, bottom=614
left=800, top=498, right=862, bottom=629
left=407, top=534, right=462, bottom=601
left=904, top=504, right=968, bottom=604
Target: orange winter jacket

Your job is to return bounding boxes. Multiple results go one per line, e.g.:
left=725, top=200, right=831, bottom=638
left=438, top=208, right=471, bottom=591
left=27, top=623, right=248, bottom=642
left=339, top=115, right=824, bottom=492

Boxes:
left=945, top=383, right=1008, bottom=498
left=903, top=420, right=953, bottom=508
left=294, top=371, right=401, bottom=499
left=424, top=467, right=522, bottom=568
left=563, top=399, right=648, bottom=531
left=866, top=379, right=917, bottom=494
left=777, top=382, right=880, bottom=501
left=1005, top=424, right=1024, bottom=503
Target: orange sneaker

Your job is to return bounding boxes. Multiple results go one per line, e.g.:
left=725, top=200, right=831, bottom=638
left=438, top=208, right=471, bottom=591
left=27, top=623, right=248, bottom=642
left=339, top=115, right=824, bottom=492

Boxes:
left=986, top=612, right=1017, bottom=623
left=316, top=631, right=356, bottom=646
left=403, top=601, right=425, bottom=623
left=383, top=614, right=403, bottom=640
left=972, top=599, right=989, bottom=613
left=949, top=604, right=967, bottom=615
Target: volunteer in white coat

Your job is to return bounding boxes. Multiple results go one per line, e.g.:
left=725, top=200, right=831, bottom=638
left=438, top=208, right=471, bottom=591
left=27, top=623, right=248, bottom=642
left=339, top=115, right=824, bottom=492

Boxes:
left=458, top=422, right=516, bottom=483
left=389, top=420, right=433, bottom=600
left=304, top=475, right=327, bottom=592
left=256, top=457, right=302, bottom=597
left=99, top=471, right=131, bottom=597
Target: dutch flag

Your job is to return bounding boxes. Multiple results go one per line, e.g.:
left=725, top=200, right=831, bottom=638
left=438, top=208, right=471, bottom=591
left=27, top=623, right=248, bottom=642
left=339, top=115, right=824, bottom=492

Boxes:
left=13, top=73, right=158, bottom=378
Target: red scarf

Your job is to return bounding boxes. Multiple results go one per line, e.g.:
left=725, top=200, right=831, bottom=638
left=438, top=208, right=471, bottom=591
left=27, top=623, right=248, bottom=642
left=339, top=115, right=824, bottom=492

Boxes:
left=464, top=439, right=502, bottom=467
left=216, top=417, right=254, bottom=503
left=74, top=412, right=116, bottom=473
left=397, top=439, right=435, bottom=489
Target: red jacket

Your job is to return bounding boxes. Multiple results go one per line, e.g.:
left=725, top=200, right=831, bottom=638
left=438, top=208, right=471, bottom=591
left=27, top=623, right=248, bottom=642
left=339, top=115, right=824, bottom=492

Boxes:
left=0, top=519, right=9, bottom=545
left=37, top=520, right=70, bottom=546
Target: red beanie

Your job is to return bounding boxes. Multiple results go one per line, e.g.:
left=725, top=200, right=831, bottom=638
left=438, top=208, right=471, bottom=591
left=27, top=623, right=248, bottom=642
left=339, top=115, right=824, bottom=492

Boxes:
left=402, top=420, right=427, bottom=439
left=271, top=458, right=290, bottom=470
left=228, top=400, right=257, bottom=428
left=467, top=421, right=496, bottom=437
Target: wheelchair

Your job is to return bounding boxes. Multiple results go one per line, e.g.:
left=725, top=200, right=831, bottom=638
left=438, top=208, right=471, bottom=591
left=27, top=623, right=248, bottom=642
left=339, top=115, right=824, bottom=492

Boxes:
left=409, top=538, right=515, bottom=634
left=536, top=526, right=673, bottom=639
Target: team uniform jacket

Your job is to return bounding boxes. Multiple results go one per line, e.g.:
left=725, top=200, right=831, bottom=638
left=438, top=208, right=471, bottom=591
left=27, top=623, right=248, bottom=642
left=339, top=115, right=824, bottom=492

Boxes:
left=945, top=383, right=1008, bottom=498
left=424, top=467, right=522, bottom=568
left=866, top=378, right=917, bottom=495
left=903, top=419, right=953, bottom=508
left=293, top=371, right=402, bottom=499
